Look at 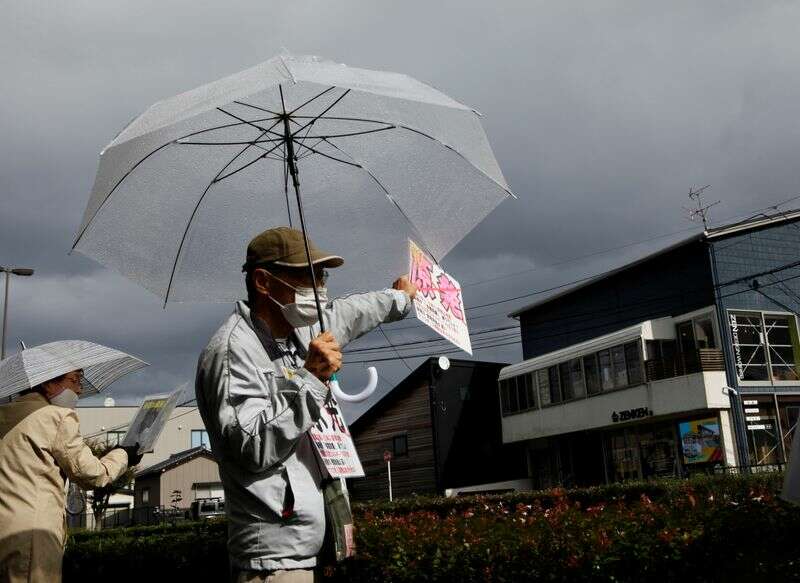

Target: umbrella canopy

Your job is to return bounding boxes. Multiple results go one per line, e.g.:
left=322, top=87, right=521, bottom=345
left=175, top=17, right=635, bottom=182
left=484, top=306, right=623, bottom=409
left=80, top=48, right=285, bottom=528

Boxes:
left=0, top=340, right=148, bottom=399
left=72, top=54, right=514, bottom=303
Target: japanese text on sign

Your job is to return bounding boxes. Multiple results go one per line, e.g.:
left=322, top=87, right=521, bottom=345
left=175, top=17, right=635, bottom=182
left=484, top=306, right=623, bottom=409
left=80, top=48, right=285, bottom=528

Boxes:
left=309, top=394, right=365, bottom=478
left=408, top=240, right=472, bottom=355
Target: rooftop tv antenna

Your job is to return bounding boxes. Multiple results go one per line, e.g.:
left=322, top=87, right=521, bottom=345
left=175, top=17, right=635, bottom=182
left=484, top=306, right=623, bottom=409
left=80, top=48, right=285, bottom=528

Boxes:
left=685, top=185, right=719, bottom=230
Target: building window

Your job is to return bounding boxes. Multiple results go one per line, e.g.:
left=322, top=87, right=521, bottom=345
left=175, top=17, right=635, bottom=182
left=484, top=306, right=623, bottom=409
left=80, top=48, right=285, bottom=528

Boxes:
left=764, top=315, right=800, bottom=381
left=548, top=365, right=562, bottom=404
left=569, top=358, right=586, bottom=398
left=392, top=434, right=408, bottom=457
left=729, top=311, right=800, bottom=383
left=611, top=345, right=628, bottom=387
left=525, top=373, right=538, bottom=410
left=624, top=342, right=644, bottom=386
left=537, top=369, right=551, bottom=407
left=191, top=430, right=210, bottom=449
left=508, top=377, right=519, bottom=411
left=106, top=430, right=126, bottom=447
left=559, top=362, right=573, bottom=401
left=498, top=374, right=538, bottom=416
left=583, top=354, right=601, bottom=395
left=694, top=317, right=717, bottom=349
left=598, top=349, right=614, bottom=391
left=141, top=487, right=150, bottom=504
left=499, top=379, right=510, bottom=415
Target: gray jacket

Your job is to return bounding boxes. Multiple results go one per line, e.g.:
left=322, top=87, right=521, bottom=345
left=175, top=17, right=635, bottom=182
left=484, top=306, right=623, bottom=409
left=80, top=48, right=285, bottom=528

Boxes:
left=195, top=290, right=410, bottom=571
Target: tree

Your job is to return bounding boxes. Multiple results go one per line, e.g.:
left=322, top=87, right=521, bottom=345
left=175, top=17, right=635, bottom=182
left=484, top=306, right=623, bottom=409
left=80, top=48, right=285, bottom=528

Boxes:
left=85, top=439, right=136, bottom=530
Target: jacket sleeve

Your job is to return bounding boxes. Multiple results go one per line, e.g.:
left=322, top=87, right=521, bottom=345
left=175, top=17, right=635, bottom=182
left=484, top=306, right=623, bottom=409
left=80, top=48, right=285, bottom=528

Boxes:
left=221, top=343, right=330, bottom=474
left=322, top=289, right=411, bottom=347
left=51, top=411, right=128, bottom=489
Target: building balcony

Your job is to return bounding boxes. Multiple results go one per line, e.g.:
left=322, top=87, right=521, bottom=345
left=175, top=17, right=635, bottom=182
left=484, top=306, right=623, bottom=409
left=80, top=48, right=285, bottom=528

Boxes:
left=644, top=349, right=725, bottom=382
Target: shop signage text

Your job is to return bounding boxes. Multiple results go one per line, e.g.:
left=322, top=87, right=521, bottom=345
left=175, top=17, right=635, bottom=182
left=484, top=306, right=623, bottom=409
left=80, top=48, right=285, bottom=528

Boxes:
left=612, top=407, right=653, bottom=423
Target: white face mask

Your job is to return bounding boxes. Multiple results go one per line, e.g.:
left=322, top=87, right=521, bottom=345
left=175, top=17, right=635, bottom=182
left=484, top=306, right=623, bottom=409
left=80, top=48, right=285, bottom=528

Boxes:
left=266, top=272, right=328, bottom=328
left=49, top=388, right=79, bottom=409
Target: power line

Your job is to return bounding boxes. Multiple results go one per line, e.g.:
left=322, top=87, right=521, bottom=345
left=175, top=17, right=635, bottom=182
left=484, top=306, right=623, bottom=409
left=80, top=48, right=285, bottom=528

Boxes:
left=457, top=194, right=800, bottom=290
left=356, top=257, right=800, bottom=357
left=345, top=324, right=519, bottom=354
left=344, top=266, right=800, bottom=366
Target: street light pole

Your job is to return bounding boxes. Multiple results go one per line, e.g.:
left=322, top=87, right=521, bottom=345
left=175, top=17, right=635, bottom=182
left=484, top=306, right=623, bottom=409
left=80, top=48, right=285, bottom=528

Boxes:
left=0, top=267, right=35, bottom=360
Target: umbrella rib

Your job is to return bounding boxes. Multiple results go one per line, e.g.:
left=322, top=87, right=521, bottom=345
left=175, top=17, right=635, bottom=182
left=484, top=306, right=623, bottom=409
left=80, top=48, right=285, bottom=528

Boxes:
left=177, top=137, right=286, bottom=146
left=216, top=139, right=285, bottom=183
left=290, top=89, right=351, bottom=137
left=292, top=142, right=361, bottom=168
left=217, top=107, right=284, bottom=137
left=72, top=115, right=284, bottom=250
left=163, top=125, right=285, bottom=304
left=300, top=126, right=396, bottom=140
left=290, top=86, right=338, bottom=115
left=315, top=137, right=441, bottom=263
left=236, top=86, right=338, bottom=119
left=73, top=141, right=173, bottom=248
left=178, top=129, right=392, bottom=146
left=291, top=116, right=515, bottom=198
left=232, top=100, right=281, bottom=116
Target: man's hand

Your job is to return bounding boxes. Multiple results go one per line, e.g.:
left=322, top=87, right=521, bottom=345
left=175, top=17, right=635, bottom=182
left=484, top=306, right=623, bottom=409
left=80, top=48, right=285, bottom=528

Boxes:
left=304, top=331, right=342, bottom=381
left=393, top=275, right=417, bottom=300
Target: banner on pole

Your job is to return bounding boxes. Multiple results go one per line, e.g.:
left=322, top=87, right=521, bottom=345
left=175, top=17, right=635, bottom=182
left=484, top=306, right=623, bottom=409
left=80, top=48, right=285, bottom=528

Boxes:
left=408, top=240, right=472, bottom=355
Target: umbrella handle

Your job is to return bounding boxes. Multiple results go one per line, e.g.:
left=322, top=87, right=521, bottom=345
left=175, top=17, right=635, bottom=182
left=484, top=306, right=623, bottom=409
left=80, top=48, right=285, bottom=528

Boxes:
left=329, top=367, right=378, bottom=403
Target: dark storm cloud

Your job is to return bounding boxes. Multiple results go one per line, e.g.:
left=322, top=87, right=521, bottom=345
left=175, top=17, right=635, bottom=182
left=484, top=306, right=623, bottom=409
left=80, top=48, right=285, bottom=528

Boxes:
left=3, top=1, right=800, bottom=419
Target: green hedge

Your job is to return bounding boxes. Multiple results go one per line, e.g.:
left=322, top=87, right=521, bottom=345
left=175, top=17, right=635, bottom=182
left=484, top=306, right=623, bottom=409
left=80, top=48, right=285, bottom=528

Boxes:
left=64, top=474, right=799, bottom=582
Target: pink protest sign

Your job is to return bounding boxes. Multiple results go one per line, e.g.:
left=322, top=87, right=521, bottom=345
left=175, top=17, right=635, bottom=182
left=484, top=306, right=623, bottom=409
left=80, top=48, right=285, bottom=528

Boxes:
left=408, top=240, right=472, bottom=355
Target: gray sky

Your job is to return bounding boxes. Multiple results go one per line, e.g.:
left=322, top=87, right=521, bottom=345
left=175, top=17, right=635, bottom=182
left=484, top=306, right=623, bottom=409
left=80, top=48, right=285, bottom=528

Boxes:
left=3, top=1, right=800, bottom=420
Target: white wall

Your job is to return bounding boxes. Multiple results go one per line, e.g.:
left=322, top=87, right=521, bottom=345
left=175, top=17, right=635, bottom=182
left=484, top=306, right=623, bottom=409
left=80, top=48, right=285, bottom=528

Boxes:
left=77, top=405, right=207, bottom=467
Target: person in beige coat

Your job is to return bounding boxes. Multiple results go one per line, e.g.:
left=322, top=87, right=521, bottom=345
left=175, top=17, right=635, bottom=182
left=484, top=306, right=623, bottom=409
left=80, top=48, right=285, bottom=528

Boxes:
left=0, top=368, right=142, bottom=583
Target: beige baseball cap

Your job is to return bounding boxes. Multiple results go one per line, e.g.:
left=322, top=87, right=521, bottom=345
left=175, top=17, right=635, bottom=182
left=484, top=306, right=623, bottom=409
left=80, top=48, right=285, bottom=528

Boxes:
left=243, top=227, right=344, bottom=271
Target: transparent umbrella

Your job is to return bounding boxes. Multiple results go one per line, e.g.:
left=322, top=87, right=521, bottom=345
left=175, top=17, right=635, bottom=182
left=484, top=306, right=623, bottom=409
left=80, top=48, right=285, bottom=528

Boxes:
left=72, top=54, right=513, bottom=400
left=0, top=340, right=148, bottom=399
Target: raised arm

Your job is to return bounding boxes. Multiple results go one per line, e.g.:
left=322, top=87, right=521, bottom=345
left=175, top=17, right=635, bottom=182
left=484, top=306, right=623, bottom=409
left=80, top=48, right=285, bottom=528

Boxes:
left=322, top=277, right=416, bottom=347
left=51, top=411, right=128, bottom=489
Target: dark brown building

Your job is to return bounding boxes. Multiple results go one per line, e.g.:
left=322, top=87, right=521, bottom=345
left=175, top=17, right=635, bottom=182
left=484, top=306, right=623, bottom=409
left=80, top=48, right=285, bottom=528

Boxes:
left=348, top=358, right=527, bottom=501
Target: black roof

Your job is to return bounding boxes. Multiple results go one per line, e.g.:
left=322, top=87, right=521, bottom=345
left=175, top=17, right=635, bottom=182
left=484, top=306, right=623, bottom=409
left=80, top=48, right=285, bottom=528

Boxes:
left=135, top=445, right=215, bottom=478
left=509, top=207, right=800, bottom=318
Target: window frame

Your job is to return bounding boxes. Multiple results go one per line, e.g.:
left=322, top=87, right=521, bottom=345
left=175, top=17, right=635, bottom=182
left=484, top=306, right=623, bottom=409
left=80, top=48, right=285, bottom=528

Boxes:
left=728, top=309, right=800, bottom=386
left=191, top=429, right=210, bottom=449
left=392, top=434, right=408, bottom=457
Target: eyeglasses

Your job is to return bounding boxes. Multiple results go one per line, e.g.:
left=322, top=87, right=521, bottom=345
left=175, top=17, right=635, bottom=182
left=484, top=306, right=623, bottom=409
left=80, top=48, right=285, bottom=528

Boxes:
left=316, top=269, right=330, bottom=285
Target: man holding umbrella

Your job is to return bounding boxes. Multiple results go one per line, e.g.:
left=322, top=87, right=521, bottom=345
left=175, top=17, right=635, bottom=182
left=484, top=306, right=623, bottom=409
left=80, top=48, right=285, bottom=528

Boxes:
left=0, top=340, right=147, bottom=583
left=196, top=227, right=416, bottom=583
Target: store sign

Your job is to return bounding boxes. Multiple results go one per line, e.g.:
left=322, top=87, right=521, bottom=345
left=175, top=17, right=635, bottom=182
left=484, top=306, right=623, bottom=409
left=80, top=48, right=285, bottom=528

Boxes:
left=612, top=407, right=652, bottom=423
left=729, top=313, right=745, bottom=379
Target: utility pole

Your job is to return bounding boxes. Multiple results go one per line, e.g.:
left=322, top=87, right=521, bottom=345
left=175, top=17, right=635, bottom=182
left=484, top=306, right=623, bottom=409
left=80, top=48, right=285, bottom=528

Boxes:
left=685, top=185, right=720, bottom=230
left=1, top=267, right=34, bottom=360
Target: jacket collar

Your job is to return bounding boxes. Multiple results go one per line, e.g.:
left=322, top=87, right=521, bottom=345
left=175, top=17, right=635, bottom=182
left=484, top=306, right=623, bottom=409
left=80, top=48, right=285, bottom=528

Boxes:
left=234, top=301, right=306, bottom=360
left=15, top=392, right=49, bottom=405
